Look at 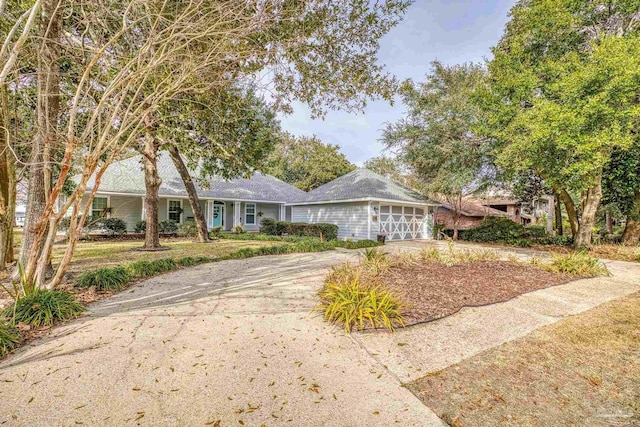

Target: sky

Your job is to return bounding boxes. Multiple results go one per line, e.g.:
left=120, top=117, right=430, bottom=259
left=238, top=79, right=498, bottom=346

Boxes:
left=278, top=0, right=517, bottom=166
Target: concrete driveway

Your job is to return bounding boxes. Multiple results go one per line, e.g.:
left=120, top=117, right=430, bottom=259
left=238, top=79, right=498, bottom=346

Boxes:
left=0, top=250, right=444, bottom=427
left=1, top=242, right=639, bottom=426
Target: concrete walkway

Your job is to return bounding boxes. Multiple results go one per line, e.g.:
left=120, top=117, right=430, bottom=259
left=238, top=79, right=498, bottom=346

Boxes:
left=1, top=242, right=639, bottom=426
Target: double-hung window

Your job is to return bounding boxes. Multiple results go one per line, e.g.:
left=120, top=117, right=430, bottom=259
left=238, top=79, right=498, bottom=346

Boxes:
left=244, top=203, right=256, bottom=225
left=91, top=197, right=108, bottom=218
left=168, top=200, right=182, bottom=223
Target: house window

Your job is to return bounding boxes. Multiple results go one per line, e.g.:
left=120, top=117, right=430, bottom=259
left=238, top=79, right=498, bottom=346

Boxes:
left=168, top=200, right=182, bottom=223
left=91, top=197, right=109, bottom=218
left=245, top=203, right=256, bottom=225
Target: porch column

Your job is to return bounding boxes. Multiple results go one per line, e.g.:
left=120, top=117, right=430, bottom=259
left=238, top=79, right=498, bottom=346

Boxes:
left=141, top=197, right=145, bottom=220
left=205, top=200, right=212, bottom=229
left=279, top=204, right=285, bottom=221
left=233, top=201, right=241, bottom=226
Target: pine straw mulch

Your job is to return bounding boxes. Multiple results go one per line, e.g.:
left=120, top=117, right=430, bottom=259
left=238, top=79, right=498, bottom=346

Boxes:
left=406, top=291, right=640, bottom=427
left=382, top=261, right=576, bottom=326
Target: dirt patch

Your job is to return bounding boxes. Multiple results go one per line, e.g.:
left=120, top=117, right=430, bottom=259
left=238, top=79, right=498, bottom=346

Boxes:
left=383, top=261, right=575, bottom=325
left=407, top=291, right=640, bottom=427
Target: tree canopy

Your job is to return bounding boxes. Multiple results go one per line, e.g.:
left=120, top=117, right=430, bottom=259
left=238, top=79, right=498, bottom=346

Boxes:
left=263, top=134, right=355, bottom=191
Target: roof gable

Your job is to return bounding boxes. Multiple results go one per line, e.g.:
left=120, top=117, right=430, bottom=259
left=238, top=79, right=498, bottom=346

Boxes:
left=294, top=168, right=430, bottom=204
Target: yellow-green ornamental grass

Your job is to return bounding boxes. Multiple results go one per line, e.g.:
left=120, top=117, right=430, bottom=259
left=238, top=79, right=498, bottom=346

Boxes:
left=317, top=250, right=406, bottom=333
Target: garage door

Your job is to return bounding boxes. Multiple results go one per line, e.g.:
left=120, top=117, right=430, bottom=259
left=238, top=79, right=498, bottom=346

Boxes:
left=380, top=205, right=431, bottom=241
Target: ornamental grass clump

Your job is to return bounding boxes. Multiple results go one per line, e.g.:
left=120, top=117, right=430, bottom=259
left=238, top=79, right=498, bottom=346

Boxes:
left=317, top=263, right=405, bottom=332
left=3, top=289, right=86, bottom=327
left=76, top=266, right=131, bottom=290
left=361, top=248, right=390, bottom=274
left=0, top=320, right=21, bottom=357
left=545, top=252, right=610, bottom=277
left=127, top=260, right=157, bottom=278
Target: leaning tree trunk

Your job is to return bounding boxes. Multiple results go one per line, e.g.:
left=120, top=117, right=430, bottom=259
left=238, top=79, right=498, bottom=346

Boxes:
left=167, top=146, right=209, bottom=243
left=0, top=83, right=16, bottom=270
left=19, top=0, right=62, bottom=274
left=622, top=191, right=640, bottom=246
left=574, top=179, right=603, bottom=249
left=557, top=188, right=579, bottom=239
left=142, top=125, right=162, bottom=249
left=554, top=191, right=563, bottom=236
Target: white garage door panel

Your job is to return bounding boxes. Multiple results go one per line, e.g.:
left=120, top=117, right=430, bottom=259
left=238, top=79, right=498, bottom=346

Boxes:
left=380, top=204, right=430, bottom=241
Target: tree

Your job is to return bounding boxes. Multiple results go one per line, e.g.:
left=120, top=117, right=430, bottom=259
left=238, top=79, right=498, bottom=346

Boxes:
left=382, top=61, right=491, bottom=239
left=363, top=155, right=419, bottom=189
left=5, top=0, right=410, bottom=287
left=483, top=0, right=640, bottom=248
left=602, top=141, right=640, bottom=245
left=263, top=134, right=355, bottom=191
left=159, top=87, right=281, bottom=243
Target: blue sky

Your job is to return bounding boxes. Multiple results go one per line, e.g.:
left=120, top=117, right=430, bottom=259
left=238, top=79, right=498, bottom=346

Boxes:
left=278, top=0, right=517, bottom=165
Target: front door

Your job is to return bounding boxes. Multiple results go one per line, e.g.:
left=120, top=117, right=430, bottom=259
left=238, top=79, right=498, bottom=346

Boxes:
left=212, top=204, right=224, bottom=228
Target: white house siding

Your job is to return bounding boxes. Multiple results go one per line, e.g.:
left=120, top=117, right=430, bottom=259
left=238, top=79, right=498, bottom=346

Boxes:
left=291, top=202, right=370, bottom=241
left=239, top=202, right=279, bottom=232
left=79, top=194, right=142, bottom=232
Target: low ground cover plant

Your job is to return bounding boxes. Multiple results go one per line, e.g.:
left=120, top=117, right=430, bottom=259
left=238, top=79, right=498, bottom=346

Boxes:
left=0, top=320, right=21, bottom=357
left=76, top=266, right=131, bottom=290
left=159, top=219, right=178, bottom=234
left=2, top=289, right=86, bottom=327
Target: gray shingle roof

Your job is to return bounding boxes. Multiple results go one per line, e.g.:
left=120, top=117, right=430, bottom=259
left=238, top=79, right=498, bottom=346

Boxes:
left=83, top=154, right=306, bottom=203
left=291, top=168, right=432, bottom=204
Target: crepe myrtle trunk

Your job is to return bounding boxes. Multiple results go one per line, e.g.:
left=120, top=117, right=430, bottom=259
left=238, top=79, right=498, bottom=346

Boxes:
left=167, top=146, right=209, bottom=243
left=142, top=126, right=162, bottom=249
left=0, top=83, right=16, bottom=270
left=19, top=0, right=62, bottom=276
left=622, top=191, right=640, bottom=246
left=574, top=179, right=603, bottom=250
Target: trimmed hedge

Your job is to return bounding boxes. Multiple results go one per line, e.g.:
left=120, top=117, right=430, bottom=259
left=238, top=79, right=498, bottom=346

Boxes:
left=446, top=217, right=568, bottom=247
left=260, top=218, right=338, bottom=241
left=177, top=221, right=198, bottom=237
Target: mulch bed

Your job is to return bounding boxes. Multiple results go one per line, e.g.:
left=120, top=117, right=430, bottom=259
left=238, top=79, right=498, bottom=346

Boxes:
left=383, top=261, right=576, bottom=325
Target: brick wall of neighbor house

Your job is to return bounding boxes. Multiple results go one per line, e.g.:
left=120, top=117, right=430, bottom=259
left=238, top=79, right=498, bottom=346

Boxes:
left=434, top=208, right=485, bottom=230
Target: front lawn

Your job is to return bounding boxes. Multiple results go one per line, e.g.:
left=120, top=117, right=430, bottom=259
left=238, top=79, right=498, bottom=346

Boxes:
left=407, top=291, right=640, bottom=427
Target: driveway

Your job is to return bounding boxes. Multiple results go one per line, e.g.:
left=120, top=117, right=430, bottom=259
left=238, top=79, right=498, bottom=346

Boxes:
left=0, top=250, right=444, bottom=427
left=1, top=243, right=639, bottom=426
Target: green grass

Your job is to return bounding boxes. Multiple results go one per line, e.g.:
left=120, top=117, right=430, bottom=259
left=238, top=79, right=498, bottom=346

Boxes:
left=76, top=266, right=131, bottom=290
left=544, top=252, right=610, bottom=277
left=317, top=263, right=405, bottom=332
left=0, top=320, right=21, bottom=357
left=3, top=289, right=86, bottom=327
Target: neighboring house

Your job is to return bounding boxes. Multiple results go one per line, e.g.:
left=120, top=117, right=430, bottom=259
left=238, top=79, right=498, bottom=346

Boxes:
left=288, top=168, right=438, bottom=241
left=434, top=200, right=511, bottom=231
left=14, top=204, right=26, bottom=227
left=78, top=155, right=306, bottom=232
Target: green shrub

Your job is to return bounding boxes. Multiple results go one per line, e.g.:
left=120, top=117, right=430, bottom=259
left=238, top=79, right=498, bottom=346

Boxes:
left=128, top=260, right=157, bottom=277
left=76, top=266, right=131, bottom=290
left=463, top=217, right=526, bottom=243
left=135, top=220, right=146, bottom=233
left=545, top=252, right=610, bottom=277
left=177, top=221, right=198, bottom=237
left=259, top=218, right=279, bottom=235
left=101, top=218, right=127, bottom=236
left=525, top=225, right=547, bottom=238
left=3, top=289, right=85, bottom=327
left=0, top=320, right=21, bottom=357
left=231, top=224, right=245, bottom=234
left=159, top=219, right=178, bottom=234
left=283, top=222, right=339, bottom=240
left=208, top=226, right=222, bottom=238
left=317, top=266, right=405, bottom=332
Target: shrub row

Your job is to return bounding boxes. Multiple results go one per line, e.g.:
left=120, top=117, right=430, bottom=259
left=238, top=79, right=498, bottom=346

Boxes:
left=260, top=218, right=339, bottom=241
left=0, top=320, right=22, bottom=357
left=445, top=217, right=573, bottom=247
left=2, top=289, right=86, bottom=328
